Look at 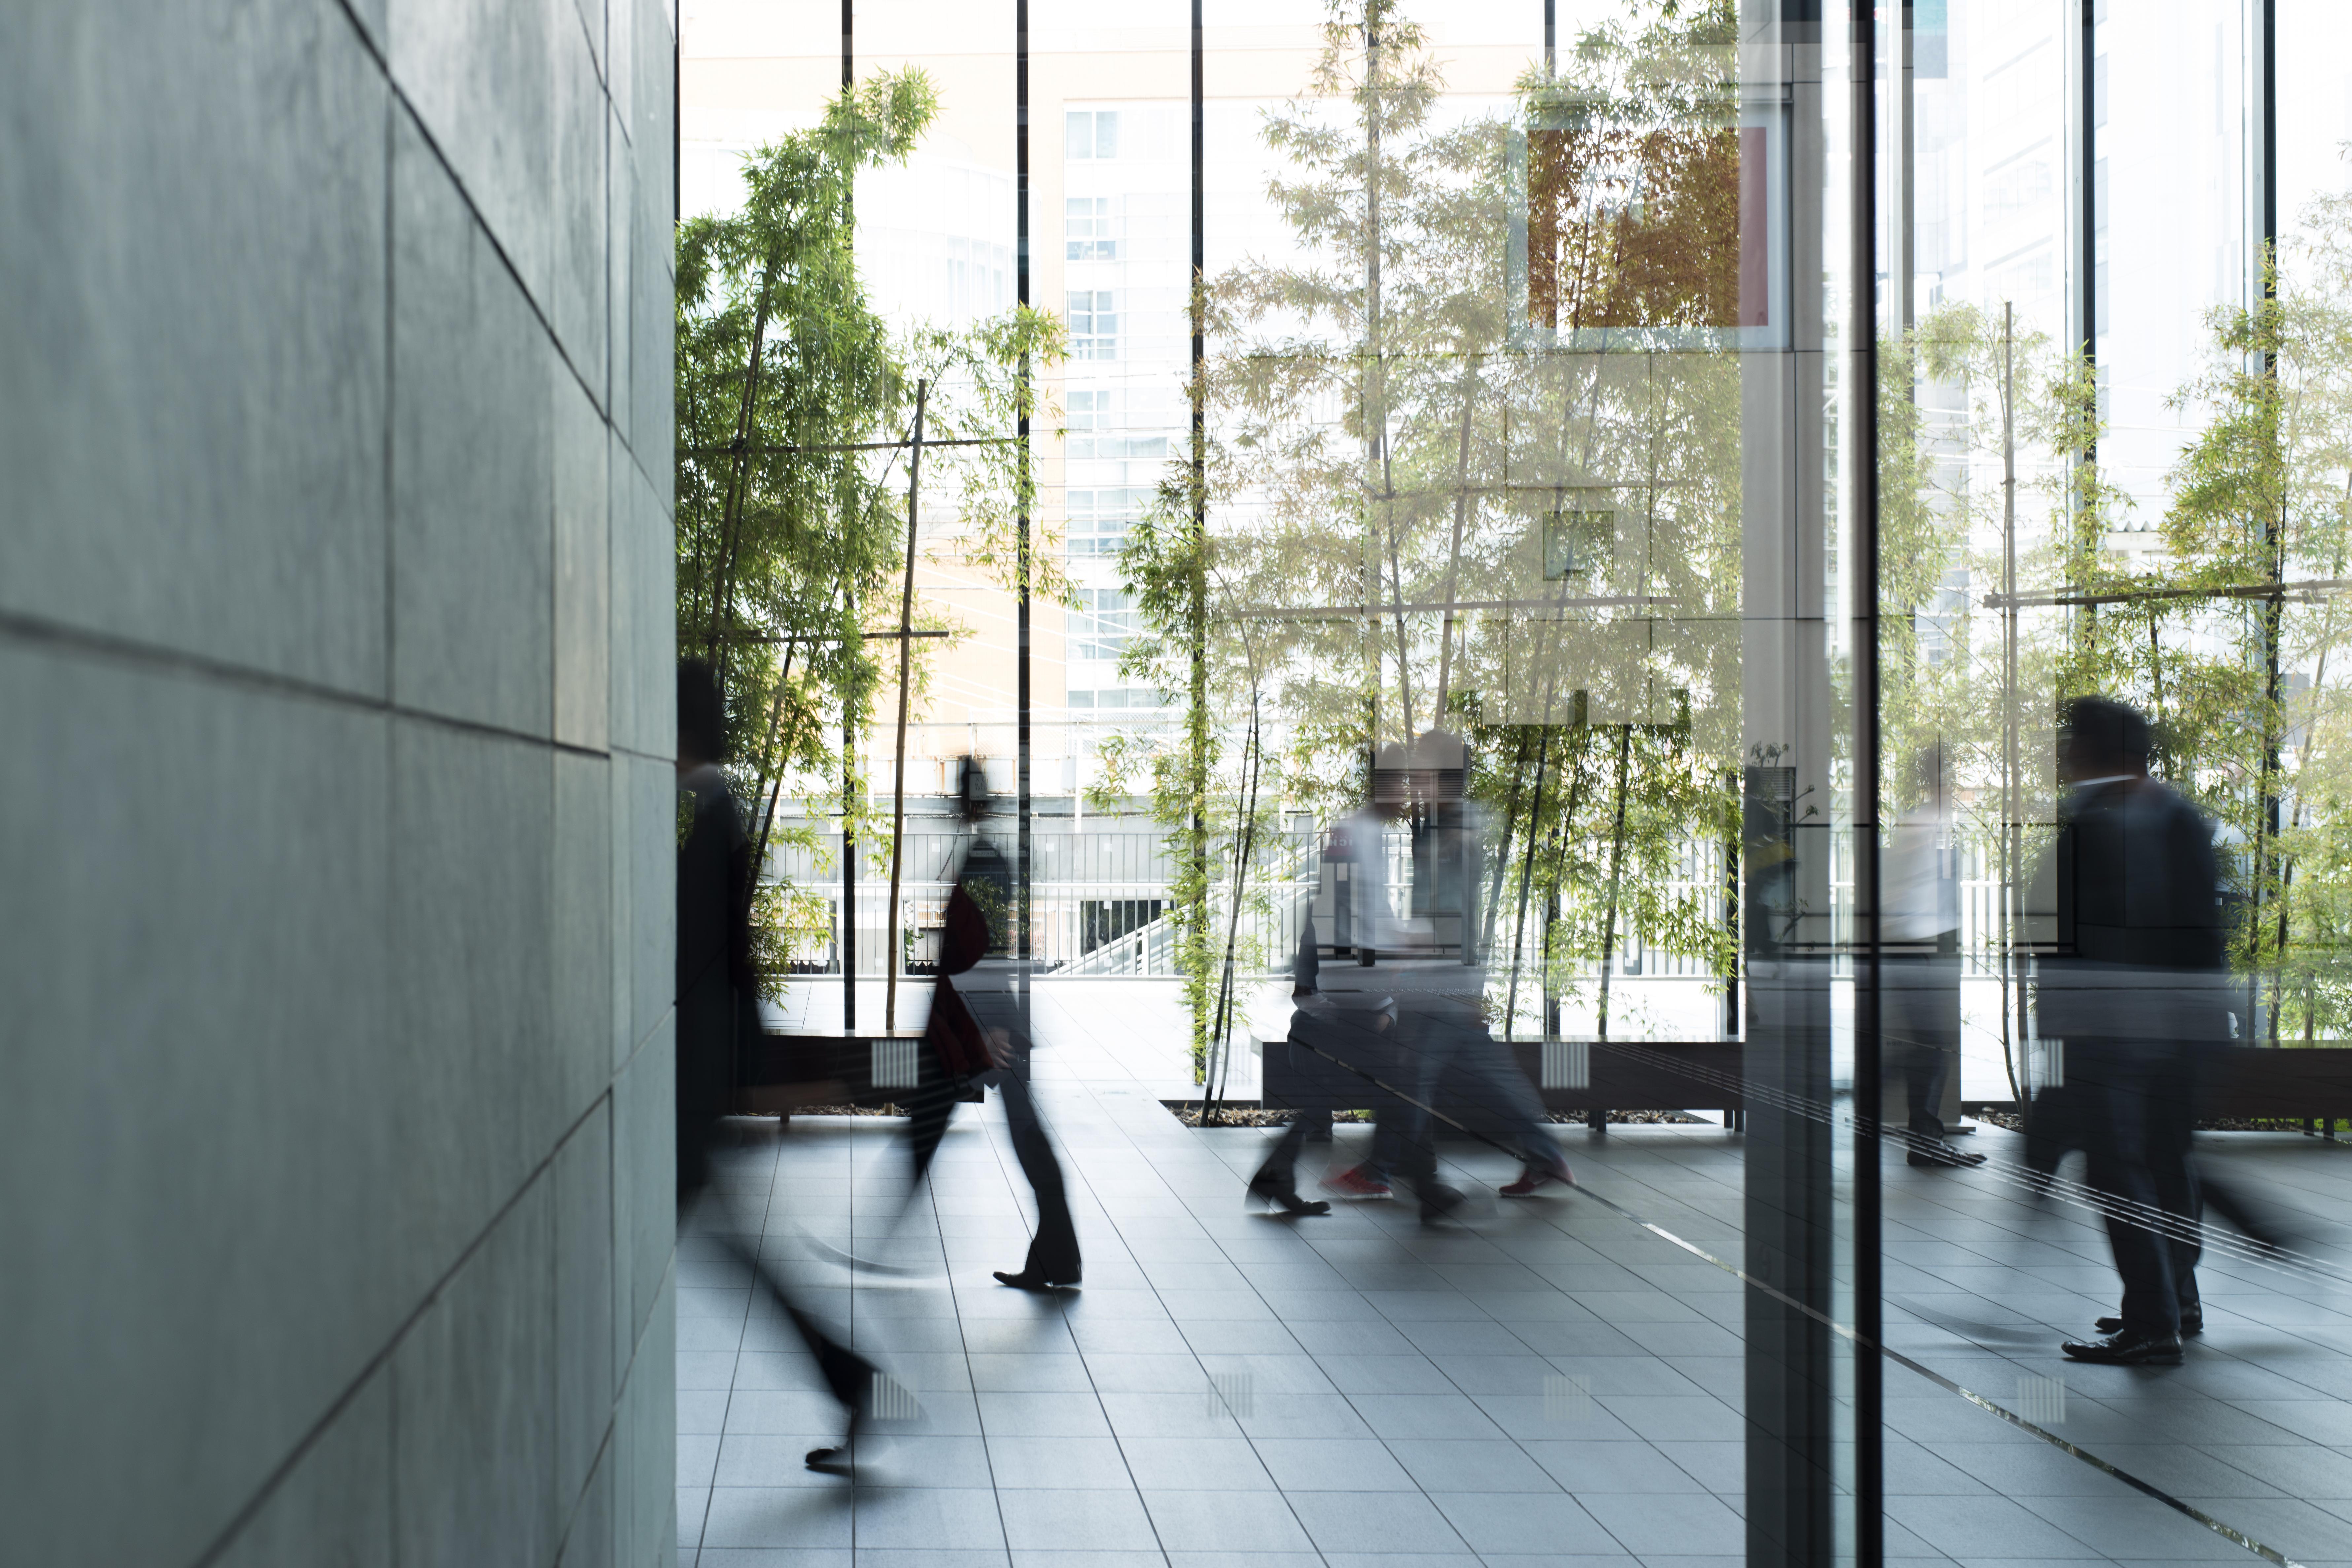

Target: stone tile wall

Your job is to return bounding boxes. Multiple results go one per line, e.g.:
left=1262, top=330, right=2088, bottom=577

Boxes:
left=0, top=2, right=678, bottom=1563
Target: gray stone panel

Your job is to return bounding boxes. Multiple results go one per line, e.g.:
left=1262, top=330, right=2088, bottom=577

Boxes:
left=606, top=0, right=636, bottom=145
left=389, top=717, right=556, bottom=1276
left=554, top=1101, right=617, bottom=1511
left=553, top=3, right=610, bottom=412
left=624, top=463, right=678, bottom=759
left=624, top=751, right=678, bottom=1054
left=614, top=1267, right=678, bottom=1568
left=556, top=366, right=613, bottom=752
left=629, top=180, right=678, bottom=510
left=0, top=0, right=388, bottom=694
left=608, top=427, right=645, bottom=753
left=388, top=0, right=555, bottom=311
left=392, top=107, right=556, bottom=738
left=394, top=1174, right=559, bottom=1568
left=215, top=1369, right=395, bottom=1568
left=555, top=749, right=615, bottom=1123
left=6, top=1, right=675, bottom=1558
left=607, top=113, right=638, bottom=459
left=0, top=647, right=398, bottom=1567
left=558, top=1431, right=618, bottom=1568
left=631, top=0, right=674, bottom=232
left=612, top=1020, right=677, bottom=1355
left=572, top=0, right=608, bottom=83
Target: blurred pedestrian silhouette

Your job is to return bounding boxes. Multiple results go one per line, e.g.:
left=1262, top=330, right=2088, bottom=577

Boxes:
left=1883, top=742, right=1981, bottom=1167
left=940, top=759, right=1082, bottom=1290
left=675, top=662, right=880, bottom=1470
left=1246, top=921, right=1348, bottom=1215
left=2031, top=696, right=2223, bottom=1366
left=1320, top=735, right=1569, bottom=1216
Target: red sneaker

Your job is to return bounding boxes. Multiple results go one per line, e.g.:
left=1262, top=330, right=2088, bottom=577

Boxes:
left=1319, top=1163, right=1393, bottom=1200
left=1500, top=1159, right=1573, bottom=1198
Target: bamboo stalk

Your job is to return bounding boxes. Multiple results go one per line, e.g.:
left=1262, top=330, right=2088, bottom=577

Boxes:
left=1593, top=724, right=1634, bottom=1045
left=883, top=380, right=930, bottom=1033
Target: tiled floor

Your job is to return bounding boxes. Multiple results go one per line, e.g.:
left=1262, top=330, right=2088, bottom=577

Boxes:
left=681, top=983, right=2352, bottom=1567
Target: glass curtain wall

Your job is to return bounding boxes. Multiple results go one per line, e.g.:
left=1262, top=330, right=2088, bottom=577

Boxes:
left=679, top=0, right=2352, bottom=1560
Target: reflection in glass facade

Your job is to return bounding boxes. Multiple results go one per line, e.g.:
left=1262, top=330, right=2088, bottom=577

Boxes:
left=681, top=2, right=2352, bottom=1562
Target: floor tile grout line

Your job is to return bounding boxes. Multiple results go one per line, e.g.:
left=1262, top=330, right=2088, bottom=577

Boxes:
left=1060, top=1070, right=1338, bottom=1568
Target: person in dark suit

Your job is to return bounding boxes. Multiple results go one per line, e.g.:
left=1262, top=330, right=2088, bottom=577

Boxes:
left=2032, top=696, right=2225, bottom=1366
left=1246, top=920, right=1349, bottom=1215
left=675, top=662, right=881, bottom=1470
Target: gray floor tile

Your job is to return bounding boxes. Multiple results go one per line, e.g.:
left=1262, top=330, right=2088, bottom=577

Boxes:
left=1316, top=1354, right=1460, bottom=1395
left=850, top=1486, right=1009, bottom=1550
left=986, top=1436, right=1136, bottom=1491
left=1286, top=1489, right=1477, bottom=1554
left=968, top=1354, right=1098, bottom=1394
left=995, top=1489, right=1159, bottom=1552
left=1097, top=1391, right=1246, bottom=1440
left=1883, top=1494, right=2107, bottom=1559
left=1522, top=1439, right=1709, bottom=1493
left=1117, top=1437, right=1277, bottom=1492
left=849, top=1435, right=996, bottom=1490
left=1576, top=1491, right=1745, bottom=1556
left=977, top=1392, right=1114, bottom=1439
left=1430, top=1490, right=1608, bottom=1553
left=1348, top=1392, right=1511, bottom=1440
left=699, top=1487, right=854, bottom=1549
left=1251, top=1437, right=1416, bottom=1491
left=1141, top=1490, right=1318, bottom=1554
left=1387, top=1438, right=1564, bottom=1493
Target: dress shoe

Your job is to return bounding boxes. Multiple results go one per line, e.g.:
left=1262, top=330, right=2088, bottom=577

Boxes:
left=2060, top=1328, right=2183, bottom=1365
left=1907, top=1142, right=1987, bottom=1167
left=804, top=1352, right=884, bottom=1472
left=2096, top=1307, right=2201, bottom=1337
left=992, top=1268, right=1080, bottom=1290
left=1247, top=1171, right=1332, bottom=1216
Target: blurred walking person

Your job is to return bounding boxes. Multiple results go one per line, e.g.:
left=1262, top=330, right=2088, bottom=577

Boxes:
left=675, top=662, right=881, bottom=1470
left=1884, top=743, right=1982, bottom=1167
left=2031, top=696, right=2224, bottom=1366
left=940, top=759, right=1083, bottom=1290
left=1325, top=736, right=1569, bottom=1216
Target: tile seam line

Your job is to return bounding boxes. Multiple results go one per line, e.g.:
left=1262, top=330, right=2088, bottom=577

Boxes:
left=1079, top=1073, right=1329, bottom=1567
left=0, top=606, right=618, bottom=760
left=185, top=1086, right=621, bottom=1568
left=326, top=0, right=628, bottom=449
left=1180, top=1111, right=1478, bottom=1564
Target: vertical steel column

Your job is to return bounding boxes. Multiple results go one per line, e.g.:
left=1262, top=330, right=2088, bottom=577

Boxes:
left=1016, top=0, right=1033, bottom=983
left=1850, top=0, right=1885, bottom=1560
left=1741, top=2, right=1839, bottom=1561
left=2077, top=0, right=2097, bottom=371
left=842, top=0, right=857, bottom=1031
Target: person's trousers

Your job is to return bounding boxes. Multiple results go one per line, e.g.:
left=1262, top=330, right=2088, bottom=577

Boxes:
left=997, top=1062, right=1081, bottom=1280
left=2072, top=1041, right=2201, bottom=1334
left=678, top=1134, right=869, bottom=1417
left=1883, top=953, right=1961, bottom=1142
left=1389, top=1007, right=1556, bottom=1192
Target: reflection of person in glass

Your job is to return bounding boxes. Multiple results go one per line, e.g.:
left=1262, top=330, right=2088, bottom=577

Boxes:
left=674, top=663, right=880, bottom=1471
left=1323, top=735, right=1570, bottom=1216
left=1883, top=742, right=1982, bottom=1167
left=2033, top=696, right=2223, bottom=1367
left=944, top=759, right=1082, bottom=1291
